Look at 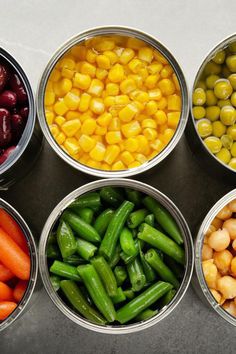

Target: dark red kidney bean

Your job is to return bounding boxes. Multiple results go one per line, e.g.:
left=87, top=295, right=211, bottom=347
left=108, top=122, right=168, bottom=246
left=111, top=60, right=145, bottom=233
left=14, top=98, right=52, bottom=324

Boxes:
left=0, top=146, right=15, bottom=165
left=11, top=114, right=26, bottom=142
left=0, top=64, right=9, bottom=92
left=9, top=73, right=28, bottom=104
left=0, top=108, right=11, bottom=147
left=0, top=90, right=17, bottom=108
left=19, top=106, right=29, bottom=119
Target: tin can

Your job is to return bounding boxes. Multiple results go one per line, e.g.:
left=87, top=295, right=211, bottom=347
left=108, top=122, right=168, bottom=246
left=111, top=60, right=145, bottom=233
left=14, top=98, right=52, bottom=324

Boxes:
left=37, top=26, right=189, bottom=178
left=186, top=34, right=236, bottom=183
left=0, top=48, right=43, bottom=190
left=0, top=199, right=38, bottom=332
left=39, top=178, right=194, bottom=334
left=193, top=189, right=236, bottom=326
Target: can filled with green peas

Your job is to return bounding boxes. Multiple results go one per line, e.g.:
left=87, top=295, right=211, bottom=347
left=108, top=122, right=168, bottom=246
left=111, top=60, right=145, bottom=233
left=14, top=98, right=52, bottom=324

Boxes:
left=186, top=34, right=236, bottom=182
left=39, top=178, right=193, bottom=334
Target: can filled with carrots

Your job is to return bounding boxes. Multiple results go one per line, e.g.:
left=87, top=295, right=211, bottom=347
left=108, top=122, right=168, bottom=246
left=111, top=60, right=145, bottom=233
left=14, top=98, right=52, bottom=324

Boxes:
left=0, top=199, right=38, bottom=331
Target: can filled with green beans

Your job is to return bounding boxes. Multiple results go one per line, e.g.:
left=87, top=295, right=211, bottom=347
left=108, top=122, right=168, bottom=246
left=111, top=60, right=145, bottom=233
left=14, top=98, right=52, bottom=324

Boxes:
left=39, top=179, right=193, bottom=334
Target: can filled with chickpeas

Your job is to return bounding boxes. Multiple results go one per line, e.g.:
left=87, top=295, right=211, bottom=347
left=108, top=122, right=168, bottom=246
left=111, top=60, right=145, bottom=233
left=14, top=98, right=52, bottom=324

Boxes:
left=194, top=189, right=236, bottom=326
left=187, top=34, right=236, bottom=182
left=36, top=26, right=188, bottom=178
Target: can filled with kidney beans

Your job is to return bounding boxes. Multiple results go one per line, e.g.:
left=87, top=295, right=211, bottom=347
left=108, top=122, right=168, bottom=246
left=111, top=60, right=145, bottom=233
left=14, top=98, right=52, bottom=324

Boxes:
left=0, top=47, right=43, bottom=190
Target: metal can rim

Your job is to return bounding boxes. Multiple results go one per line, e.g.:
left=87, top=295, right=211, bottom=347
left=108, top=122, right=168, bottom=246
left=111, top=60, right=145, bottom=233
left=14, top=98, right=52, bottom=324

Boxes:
left=39, top=178, right=194, bottom=334
left=36, top=25, right=189, bottom=178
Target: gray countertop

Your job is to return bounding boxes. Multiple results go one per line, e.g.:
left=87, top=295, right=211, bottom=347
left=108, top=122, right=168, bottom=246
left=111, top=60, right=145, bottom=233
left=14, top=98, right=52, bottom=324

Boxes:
left=0, top=0, right=236, bottom=353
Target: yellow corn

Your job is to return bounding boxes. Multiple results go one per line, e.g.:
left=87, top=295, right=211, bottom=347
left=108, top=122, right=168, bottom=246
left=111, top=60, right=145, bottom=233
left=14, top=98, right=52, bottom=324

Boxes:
left=138, top=47, right=153, bottom=63
left=145, top=75, right=159, bottom=89
left=79, top=93, right=91, bottom=112
left=112, top=160, right=125, bottom=170
left=89, top=142, right=106, bottom=161
left=150, top=139, right=164, bottom=152
left=49, top=69, right=61, bottom=82
left=79, top=153, right=90, bottom=164
left=136, top=135, right=149, bottom=154
left=97, top=112, right=112, bottom=127
left=54, top=100, right=68, bottom=115
left=86, top=159, right=102, bottom=169
left=86, top=49, right=97, bottom=63
left=121, top=121, right=141, bottom=138
left=101, top=162, right=110, bottom=170
left=154, top=110, right=167, bottom=125
left=79, top=135, right=96, bottom=152
left=126, top=37, right=144, bottom=49
left=96, top=68, right=108, bottom=80
left=92, top=134, right=103, bottom=143
left=162, top=128, right=175, bottom=143
left=61, top=67, right=74, bottom=79
left=161, top=65, right=173, bottom=78
left=120, top=151, right=135, bottom=166
left=141, top=119, right=157, bottom=129
left=138, top=67, right=149, bottom=80
left=120, top=78, right=136, bottom=94
left=95, top=125, right=107, bottom=135
left=108, top=64, right=125, bottom=83
left=156, top=97, right=167, bottom=109
left=115, top=95, right=130, bottom=105
left=172, top=73, right=180, bottom=91
left=71, top=46, right=87, bottom=60
left=167, top=112, right=181, bottom=128
left=133, top=91, right=149, bottom=103
left=78, top=112, right=94, bottom=123
left=158, top=124, right=168, bottom=134
left=119, top=141, right=125, bottom=152
left=123, top=137, right=139, bottom=152
left=59, top=78, right=73, bottom=95
left=104, top=145, right=120, bottom=164
left=88, top=79, right=104, bottom=97
left=128, top=59, right=143, bottom=74
left=64, top=92, right=80, bottom=110
left=145, top=101, right=158, bottom=115
left=106, top=83, right=119, bottom=96
left=55, top=115, right=66, bottom=126
left=119, top=103, right=138, bottom=122
left=104, top=96, right=116, bottom=107
left=106, top=131, right=122, bottom=144
left=55, top=132, right=66, bottom=145
left=104, top=50, right=118, bottom=64
left=108, top=117, right=120, bottom=131
left=73, top=73, right=91, bottom=90
left=61, top=119, right=81, bottom=137
left=143, top=127, right=157, bottom=141
left=90, top=98, right=105, bottom=114
left=80, top=62, right=96, bottom=77
left=167, top=94, right=181, bottom=111
left=158, top=79, right=175, bottom=95
left=148, top=151, right=158, bottom=160
left=153, top=51, right=168, bottom=64
left=128, top=161, right=141, bottom=168
left=148, top=89, right=162, bottom=101
left=66, top=111, right=81, bottom=121
left=81, top=118, right=97, bottom=135
left=64, top=138, right=80, bottom=155
left=49, top=124, right=60, bottom=138
left=119, top=48, right=135, bottom=64
left=134, top=153, right=148, bottom=164
left=45, top=91, right=55, bottom=106
left=96, top=55, right=111, bottom=70
left=45, top=111, right=55, bottom=125
left=128, top=74, right=143, bottom=88
left=148, top=62, right=163, bottom=74
left=94, top=38, right=115, bottom=52
left=60, top=57, right=76, bottom=70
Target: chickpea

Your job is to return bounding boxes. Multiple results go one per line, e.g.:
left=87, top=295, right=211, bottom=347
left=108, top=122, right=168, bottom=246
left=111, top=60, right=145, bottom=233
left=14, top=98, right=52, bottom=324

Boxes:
left=223, top=218, right=236, bottom=240
left=211, top=217, right=223, bottom=229
left=216, top=205, right=232, bottom=220
left=210, top=288, right=222, bottom=304
left=202, top=259, right=218, bottom=289
left=217, top=275, right=236, bottom=299
left=232, top=239, right=236, bottom=251
left=208, top=228, right=230, bottom=251
left=202, top=244, right=213, bottom=261
left=228, top=199, right=236, bottom=212
left=205, top=224, right=216, bottom=237
left=231, top=257, right=236, bottom=276
left=222, top=300, right=236, bottom=316
left=213, top=250, right=233, bottom=274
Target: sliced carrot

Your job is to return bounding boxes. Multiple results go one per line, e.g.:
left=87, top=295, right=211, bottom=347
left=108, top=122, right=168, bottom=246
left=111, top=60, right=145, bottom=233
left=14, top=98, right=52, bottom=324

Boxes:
left=0, top=281, right=13, bottom=301
left=0, top=301, right=17, bottom=320
left=0, top=208, right=28, bottom=253
left=13, top=280, right=28, bottom=302
left=0, top=227, right=30, bottom=280
left=0, top=263, right=14, bottom=282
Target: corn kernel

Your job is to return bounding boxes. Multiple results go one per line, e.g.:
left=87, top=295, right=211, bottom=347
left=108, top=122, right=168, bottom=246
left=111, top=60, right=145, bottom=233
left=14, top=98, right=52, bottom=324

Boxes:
left=138, top=47, right=153, bottom=63
left=158, top=79, right=175, bottom=95
left=138, top=68, right=149, bottom=80
left=96, top=68, right=108, bottom=80
left=119, top=48, right=135, bottom=64
left=150, top=139, right=164, bottom=152
left=90, top=98, right=105, bottom=114
left=121, top=121, right=141, bottom=138
left=119, top=103, right=138, bottom=122
left=104, top=145, right=120, bottom=164
left=115, top=95, right=130, bottom=106
left=46, top=81, right=54, bottom=92
left=148, top=63, right=163, bottom=74
left=124, top=137, right=139, bottom=152
left=101, top=163, right=110, bottom=170
left=143, top=128, right=157, bottom=141
left=45, top=111, right=55, bottom=125
left=73, top=73, right=91, bottom=90
left=66, top=111, right=81, bottom=120
left=167, top=112, right=181, bottom=128
left=79, top=93, right=91, bottom=112
left=148, top=89, right=162, bottom=101
left=128, top=161, right=141, bottom=168
left=145, top=75, right=159, bottom=89
left=128, top=74, right=143, bottom=88
left=120, top=151, right=135, bottom=166
left=86, top=159, right=102, bottom=169
left=88, top=79, right=104, bottom=97
left=153, top=51, right=168, bottom=64
left=119, top=142, right=125, bottom=152
left=96, top=125, right=107, bottom=135
left=64, top=92, right=80, bottom=110
left=55, top=115, right=66, bottom=126
left=60, top=57, right=76, bottom=70
left=135, top=153, right=148, bottom=164
left=94, top=38, right=115, bottom=52
left=120, top=78, right=136, bottom=94
left=134, top=91, right=149, bottom=103
left=148, top=151, right=158, bottom=160
left=128, top=59, right=143, bottom=73
left=92, top=134, right=103, bottom=143
left=81, top=118, right=97, bottom=135
left=45, top=91, right=55, bottom=106
left=50, top=69, right=61, bottom=83
left=142, top=119, right=157, bottom=129
left=156, top=97, right=167, bottom=109
left=79, top=135, right=96, bottom=152
left=54, top=100, right=68, bottom=115
left=167, top=94, right=181, bottom=111
left=59, top=78, right=73, bottom=95
left=108, top=64, right=125, bottom=83
left=71, top=46, right=87, bottom=60
left=160, top=65, right=173, bottom=78
left=145, top=101, right=158, bottom=115
left=89, top=142, right=106, bottom=161
left=112, top=160, right=125, bottom=170
left=104, top=51, right=118, bottom=64
left=80, top=62, right=96, bottom=77
left=136, top=135, right=149, bottom=154
left=97, top=112, right=112, bottom=127
left=86, top=49, right=97, bottom=63
left=52, top=82, right=62, bottom=97
left=172, top=73, right=180, bottom=91
left=158, top=124, right=168, bottom=134
left=108, top=117, right=120, bottom=131
left=104, top=96, right=116, bottom=107
left=56, top=132, right=66, bottom=145
left=155, top=110, right=167, bottom=125
left=49, top=124, right=60, bottom=138
left=106, top=131, right=122, bottom=144
left=162, top=128, right=175, bottom=143
left=61, top=119, right=81, bottom=137
left=64, top=138, right=80, bottom=155
left=61, top=67, right=74, bottom=79
left=96, top=55, right=110, bottom=70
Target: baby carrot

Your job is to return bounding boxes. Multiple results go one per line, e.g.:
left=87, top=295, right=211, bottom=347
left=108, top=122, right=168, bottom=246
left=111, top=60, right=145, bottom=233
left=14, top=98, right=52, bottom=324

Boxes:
left=13, top=280, right=28, bottom=302
left=0, top=281, right=13, bottom=301
left=0, top=227, right=30, bottom=280
left=0, top=301, right=17, bottom=320
left=0, top=209, right=28, bottom=253
left=0, top=263, right=14, bottom=282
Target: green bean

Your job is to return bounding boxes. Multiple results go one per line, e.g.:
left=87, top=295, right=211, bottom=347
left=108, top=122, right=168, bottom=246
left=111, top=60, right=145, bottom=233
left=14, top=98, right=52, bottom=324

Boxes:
left=120, top=240, right=139, bottom=264
left=63, top=254, right=86, bottom=266
left=99, top=200, right=134, bottom=261
left=139, top=243, right=156, bottom=283
left=134, top=308, right=158, bottom=321
left=116, top=281, right=173, bottom=324
left=77, top=238, right=97, bottom=261
left=47, top=242, right=61, bottom=259
left=60, top=280, right=106, bottom=324
left=108, top=244, right=121, bottom=268
left=144, top=214, right=155, bottom=227
left=143, top=196, right=183, bottom=244
left=114, top=266, right=127, bottom=286
left=158, top=289, right=176, bottom=308
left=123, top=289, right=135, bottom=300
left=145, top=249, right=180, bottom=288
left=57, top=220, right=77, bottom=259
left=120, top=227, right=137, bottom=256
left=127, top=209, right=149, bottom=229
left=69, top=192, right=101, bottom=210
left=127, top=257, right=146, bottom=292
left=91, top=256, right=117, bottom=297
left=93, top=208, right=114, bottom=236
left=100, top=187, right=124, bottom=207
left=50, top=275, right=61, bottom=291
left=111, top=287, right=126, bottom=304
left=77, top=264, right=116, bottom=322
left=50, top=260, right=81, bottom=281
left=138, top=223, right=185, bottom=265
left=74, top=207, right=94, bottom=224
left=125, top=189, right=142, bottom=207
left=62, top=210, right=101, bottom=243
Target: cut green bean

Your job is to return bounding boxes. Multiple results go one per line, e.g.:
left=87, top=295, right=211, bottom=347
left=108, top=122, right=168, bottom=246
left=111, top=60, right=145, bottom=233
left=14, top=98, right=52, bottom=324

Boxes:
left=143, top=196, right=183, bottom=244
left=114, top=266, right=127, bottom=286
left=138, top=223, right=185, bottom=265
left=120, top=239, right=139, bottom=264
left=127, top=209, right=149, bottom=229
left=77, top=238, right=97, bottom=261
left=116, top=281, right=173, bottom=324
left=145, top=249, right=180, bottom=288
left=77, top=264, right=116, bottom=322
left=63, top=254, right=86, bottom=266
left=134, top=308, right=158, bottom=321
left=100, top=187, right=124, bottom=207
left=93, top=208, right=114, bottom=237
left=62, top=210, right=101, bottom=243
left=111, top=287, right=126, bottom=304
left=144, top=214, right=155, bottom=227
left=57, top=220, right=77, bottom=259
left=125, top=189, right=142, bottom=207
left=159, top=289, right=177, bottom=308
left=120, top=227, right=137, bottom=256
left=74, top=207, right=94, bottom=224
left=99, top=200, right=134, bottom=261
left=123, top=289, right=135, bottom=300
left=91, top=256, right=117, bottom=297
left=139, top=243, right=156, bottom=283
left=69, top=192, right=101, bottom=210
left=60, top=280, right=106, bottom=324
left=109, top=244, right=121, bottom=268
left=50, top=260, right=81, bottom=282
left=50, top=275, right=61, bottom=291
left=127, top=257, right=146, bottom=292
left=47, top=242, right=61, bottom=259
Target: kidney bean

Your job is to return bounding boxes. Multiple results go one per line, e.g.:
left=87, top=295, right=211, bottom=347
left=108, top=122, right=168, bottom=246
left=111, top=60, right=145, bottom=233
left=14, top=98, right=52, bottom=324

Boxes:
left=0, top=64, right=9, bottom=92
left=9, top=73, right=27, bottom=104
left=0, top=90, right=17, bottom=108
left=19, top=106, right=29, bottom=119
left=0, top=108, right=11, bottom=147
left=0, top=146, right=15, bottom=165
left=11, top=114, right=26, bottom=142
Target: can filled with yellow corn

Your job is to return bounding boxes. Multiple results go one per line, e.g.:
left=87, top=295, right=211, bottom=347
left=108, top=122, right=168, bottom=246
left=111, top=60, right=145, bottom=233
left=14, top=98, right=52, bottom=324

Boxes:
left=37, top=26, right=189, bottom=178
left=186, top=34, right=236, bottom=183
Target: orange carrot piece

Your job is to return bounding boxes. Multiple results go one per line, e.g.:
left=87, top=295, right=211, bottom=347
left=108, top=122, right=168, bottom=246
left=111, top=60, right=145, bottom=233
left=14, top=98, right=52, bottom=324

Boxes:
left=0, top=281, right=13, bottom=301
left=13, top=280, right=28, bottom=303
left=0, top=263, right=14, bottom=282
left=0, top=301, right=17, bottom=320
left=0, top=227, right=30, bottom=280
left=0, top=208, right=28, bottom=253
